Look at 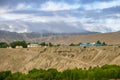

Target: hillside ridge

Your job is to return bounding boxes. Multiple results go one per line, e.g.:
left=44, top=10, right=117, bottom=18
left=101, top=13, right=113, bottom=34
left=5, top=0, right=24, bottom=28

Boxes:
left=0, top=46, right=120, bottom=73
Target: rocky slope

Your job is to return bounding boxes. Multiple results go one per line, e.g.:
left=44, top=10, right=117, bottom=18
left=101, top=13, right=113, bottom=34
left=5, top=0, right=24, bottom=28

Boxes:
left=52, top=31, right=120, bottom=45
left=0, top=30, right=98, bottom=43
left=0, top=46, right=120, bottom=73
left=0, top=30, right=120, bottom=45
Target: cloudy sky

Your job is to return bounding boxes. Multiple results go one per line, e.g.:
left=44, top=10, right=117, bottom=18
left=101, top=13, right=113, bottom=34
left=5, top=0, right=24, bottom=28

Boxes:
left=0, top=0, right=120, bottom=33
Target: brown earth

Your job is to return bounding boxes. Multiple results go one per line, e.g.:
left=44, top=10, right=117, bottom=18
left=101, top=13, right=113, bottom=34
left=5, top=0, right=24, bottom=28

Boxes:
left=0, top=46, right=120, bottom=73
left=52, top=32, right=120, bottom=45
left=0, top=30, right=120, bottom=46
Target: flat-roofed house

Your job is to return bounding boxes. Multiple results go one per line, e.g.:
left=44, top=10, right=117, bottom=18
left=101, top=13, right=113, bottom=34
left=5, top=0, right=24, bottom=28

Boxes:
left=80, top=43, right=103, bottom=46
left=28, top=44, right=39, bottom=47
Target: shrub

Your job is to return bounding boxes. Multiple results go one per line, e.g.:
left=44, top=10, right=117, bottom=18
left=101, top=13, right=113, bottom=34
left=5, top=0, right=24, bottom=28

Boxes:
left=0, top=42, right=9, bottom=48
left=1, top=65, right=120, bottom=80
left=10, top=40, right=27, bottom=48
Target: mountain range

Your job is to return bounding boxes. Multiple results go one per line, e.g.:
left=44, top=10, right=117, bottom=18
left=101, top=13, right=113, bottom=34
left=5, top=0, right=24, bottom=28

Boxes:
left=0, top=30, right=98, bottom=43
left=0, top=30, right=120, bottom=45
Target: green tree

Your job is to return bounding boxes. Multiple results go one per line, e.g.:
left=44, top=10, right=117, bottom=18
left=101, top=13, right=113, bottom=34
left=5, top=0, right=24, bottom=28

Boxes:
left=102, top=42, right=107, bottom=46
left=0, top=65, right=120, bottom=80
left=96, top=40, right=101, bottom=44
left=69, top=43, right=75, bottom=46
left=56, top=44, right=60, bottom=47
left=0, top=42, right=9, bottom=48
left=5, top=72, right=26, bottom=80
left=10, top=41, right=27, bottom=48
left=40, top=42, right=46, bottom=46
left=0, top=71, right=11, bottom=80
left=48, top=42, right=53, bottom=47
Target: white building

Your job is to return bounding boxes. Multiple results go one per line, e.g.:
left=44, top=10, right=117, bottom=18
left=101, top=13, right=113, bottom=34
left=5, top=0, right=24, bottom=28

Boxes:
left=28, top=44, right=39, bottom=47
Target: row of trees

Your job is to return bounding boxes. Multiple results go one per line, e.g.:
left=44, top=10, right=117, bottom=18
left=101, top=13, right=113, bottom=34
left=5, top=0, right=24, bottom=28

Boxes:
left=39, top=42, right=53, bottom=47
left=10, top=41, right=27, bottom=48
left=0, top=41, right=27, bottom=48
left=0, top=41, right=54, bottom=48
left=0, top=40, right=107, bottom=48
left=96, top=40, right=107, bottom=46
left=0, top=65, right=120, bottom=80
left=39, top=40, right=107, bottom=47
left=69, top=40, right=107, bottom=46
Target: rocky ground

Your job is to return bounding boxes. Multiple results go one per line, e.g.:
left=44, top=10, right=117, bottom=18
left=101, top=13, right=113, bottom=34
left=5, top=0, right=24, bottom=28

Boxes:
left=0, top=46, right=120, bottom=73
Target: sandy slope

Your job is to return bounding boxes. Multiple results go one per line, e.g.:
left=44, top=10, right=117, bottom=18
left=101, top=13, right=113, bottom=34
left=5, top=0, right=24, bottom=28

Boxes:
left=0, top=46, right=120, bottom=73
left=52, top=32, right=120, bottom=45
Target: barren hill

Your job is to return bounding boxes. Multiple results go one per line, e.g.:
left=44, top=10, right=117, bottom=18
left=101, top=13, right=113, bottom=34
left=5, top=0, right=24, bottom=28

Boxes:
left=0, top=30, right=120, bottom=45
left=0, top=30, right=98, bottom=43
left=52, top=32, right=120, bottom=45
left=0, top=46, right=120, bottom=73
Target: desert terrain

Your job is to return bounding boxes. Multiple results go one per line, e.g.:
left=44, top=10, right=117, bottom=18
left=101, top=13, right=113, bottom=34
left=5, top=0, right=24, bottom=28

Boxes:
left=0, top=30, right=120, bottom=46
left=0, top=46, right=120, bottom=73
left=52, top=32, right=120, bottom=45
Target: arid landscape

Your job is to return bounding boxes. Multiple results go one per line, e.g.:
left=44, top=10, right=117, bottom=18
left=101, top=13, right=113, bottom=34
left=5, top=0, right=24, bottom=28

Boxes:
left=0, top=45, right=120, bottom=73
left=0, top=31, right=120, bottom=73
left=0, top=30, right=120, bottom=45
left=0, top=0, right=120, bottom=79
left=52, top=31, right=120, bottom=45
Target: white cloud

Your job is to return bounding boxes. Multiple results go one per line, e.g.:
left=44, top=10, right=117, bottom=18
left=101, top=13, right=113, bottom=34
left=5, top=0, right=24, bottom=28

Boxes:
left=1, top=12, right=120, bottom=33
left=0, top=13, right=32, bottom=21
left=23, top=15, right=81, bottom=23
left=0, top=0, right=120, bottom=33
left=0, top=12, right=79, bottom=22
left=40, top=1, right=80, bottom=11
left=84, top=0, right=120, bottom=10
left=0, top=21, right=29, bottom=33
left=0, top=3, right=33, bottom=14
left=0, top=8, right=9, bottom=14
left=16, top=3, right=32, bottom=10
left=84, top=18, right=120, bottom=33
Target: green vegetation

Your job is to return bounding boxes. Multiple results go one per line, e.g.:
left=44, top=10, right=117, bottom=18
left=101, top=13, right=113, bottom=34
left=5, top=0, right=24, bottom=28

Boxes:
left=81, top=40, right=107, bottom=46
left=0, top=65, right=120, bottom=80
left=0, top=42, right=9, bottom=48
left=69, top=43, right=76, bottom=46
left=56, top=44, right=61, bottom=47
left=10, top=41, right=27, bottom=48
left=96, top=40, right=101, bottom=44
left=0, top=41, right=27, bottom=48
left=96, top=40, right=107, bottom=46
left=0, top=41, right=55, bottom=48
left=102, top=42, right=106, bottom=46
left=69, top=43, right=81, bottom=46
left=39, top=42, right=53, bottom=47
left=70, top=40, right=107, bottom=46
left=48, top=42, right=53, bottom=47
left=39, top=42, right=47, bottom=46
left=39, top=42, right=49, bottom=46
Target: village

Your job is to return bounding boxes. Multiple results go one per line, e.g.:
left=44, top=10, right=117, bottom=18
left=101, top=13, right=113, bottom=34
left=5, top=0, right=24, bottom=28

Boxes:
left=0, top=40, right=107, bottom=49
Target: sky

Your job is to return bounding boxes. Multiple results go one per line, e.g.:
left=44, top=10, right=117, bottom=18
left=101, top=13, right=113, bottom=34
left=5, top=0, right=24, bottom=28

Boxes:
left=0, top=0, right=120, bottom=33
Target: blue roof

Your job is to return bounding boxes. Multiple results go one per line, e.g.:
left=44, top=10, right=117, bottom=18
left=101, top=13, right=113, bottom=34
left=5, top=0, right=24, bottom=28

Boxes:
left=80, top=43, right=103, bottom=46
